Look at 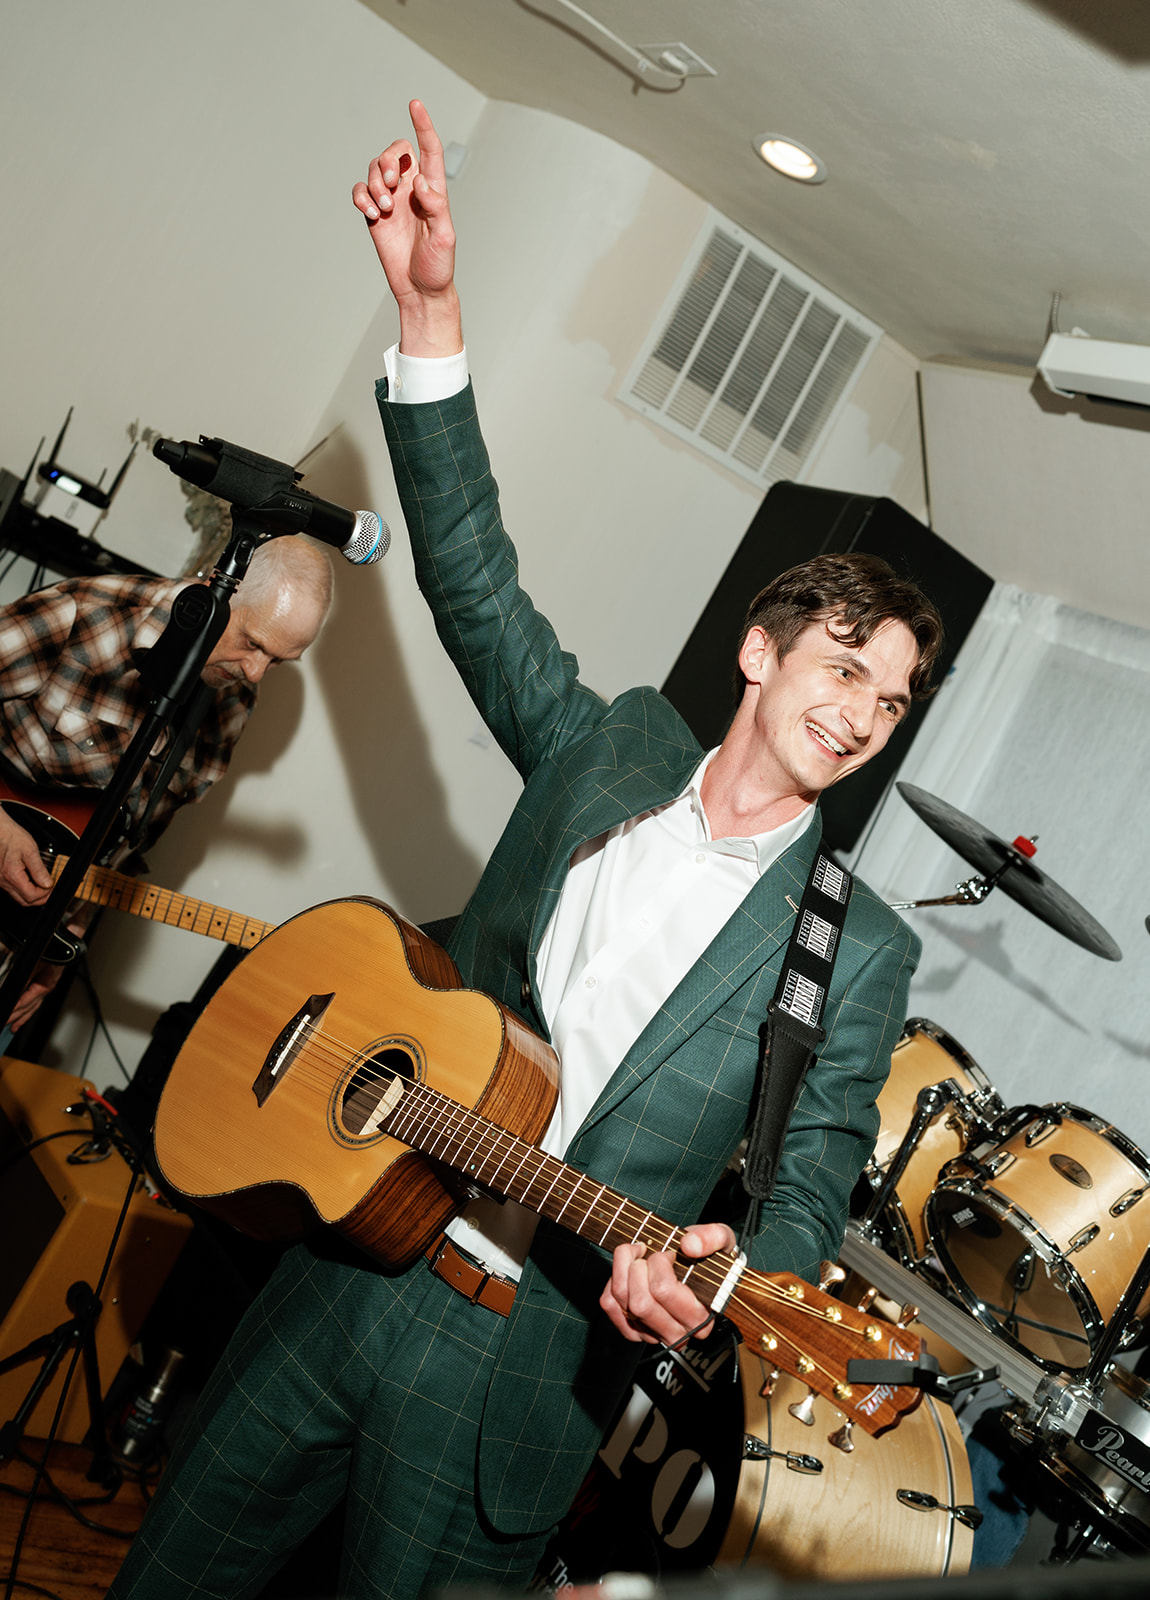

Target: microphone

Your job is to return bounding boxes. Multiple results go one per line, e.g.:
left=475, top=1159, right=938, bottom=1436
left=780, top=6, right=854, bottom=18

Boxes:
left=153, top=435, right=390, bottom=566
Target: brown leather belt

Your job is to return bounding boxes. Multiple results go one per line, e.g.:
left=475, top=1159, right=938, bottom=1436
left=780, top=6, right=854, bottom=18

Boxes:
left=425, top=1232, right=517, bottom=1317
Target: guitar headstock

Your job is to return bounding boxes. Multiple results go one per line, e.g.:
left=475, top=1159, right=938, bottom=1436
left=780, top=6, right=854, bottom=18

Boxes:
left=721, top=1267, right=924, bottom=1436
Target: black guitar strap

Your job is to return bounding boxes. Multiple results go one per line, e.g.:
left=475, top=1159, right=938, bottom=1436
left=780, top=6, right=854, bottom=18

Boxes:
left=739, top=842, right=853, bottom=1240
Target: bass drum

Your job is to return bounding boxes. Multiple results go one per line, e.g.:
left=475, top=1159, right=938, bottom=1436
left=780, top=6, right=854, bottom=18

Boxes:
left=927, top=1104, right=1150, bottom=1371
left=863, top=1019, right=1005, bottom=1264
left=717, top=1354, right=975, bottom=1580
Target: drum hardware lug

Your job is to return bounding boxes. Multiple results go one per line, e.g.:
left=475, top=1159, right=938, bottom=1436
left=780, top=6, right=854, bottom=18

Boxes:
left=818, top=1261, right=846, bottom=1293
left=742, top=1434, right=824, bottom=1473
left=1111, top=1186, right=1149, bottom=1217
left=787, top=1388, right=819, bottom=1426
left=1024, top=1112, right=1063, bottom=1147
left=983, top=1150, right=1017, bottom=1178
left=1117, top=1317, right=1142, bottom=1349
left=895, top=1489, right=984, bottom=1530
left=828, top=1418, right=855, bottom=1453
left=1067, top=1224, right=1100, bottom=1255
left=1031, top=1376, right=1092, bottom=1440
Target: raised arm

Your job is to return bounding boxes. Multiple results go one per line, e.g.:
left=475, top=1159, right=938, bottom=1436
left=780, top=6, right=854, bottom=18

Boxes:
left=351, top=98, right=463, bottom=360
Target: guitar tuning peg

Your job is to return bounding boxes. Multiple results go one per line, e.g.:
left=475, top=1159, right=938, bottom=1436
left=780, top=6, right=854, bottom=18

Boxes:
left=854, top=1285, right=878, bottom=1312
left=828, top=1417, right=854, bottom=1454
left=757, top=1366, right=779, bottom=1399
left=787, top=1388, right=818, bottom=1427
left=897, top=1303, right=920, bottom=1329
left=818, top=1260, right=846, bottom=1292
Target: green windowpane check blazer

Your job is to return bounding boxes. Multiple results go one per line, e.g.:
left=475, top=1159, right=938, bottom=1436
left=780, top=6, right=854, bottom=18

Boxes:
left=377, top=380, right=920, bottom=1536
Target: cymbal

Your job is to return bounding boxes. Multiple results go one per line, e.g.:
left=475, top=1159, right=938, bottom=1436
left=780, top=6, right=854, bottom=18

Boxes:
left=896, top=782, right=1122, bottom=962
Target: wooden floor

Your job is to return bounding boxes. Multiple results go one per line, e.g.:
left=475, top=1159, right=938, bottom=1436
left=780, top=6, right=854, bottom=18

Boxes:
left=0, top=1438, right=148, bottom=1600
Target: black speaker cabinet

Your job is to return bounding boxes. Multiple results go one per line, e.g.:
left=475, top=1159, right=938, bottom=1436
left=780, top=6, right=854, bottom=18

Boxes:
left=0, top=1058, right=191, bottom=1441
left=660, top=484, right=994, bottom=853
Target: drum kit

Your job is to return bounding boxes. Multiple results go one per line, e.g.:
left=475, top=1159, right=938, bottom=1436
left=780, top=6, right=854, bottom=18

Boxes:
left=840, top=783, right=1150, bottom=1565
left=535, top=783, right=1150, bottom=1589
left=697, top=782, right=1149, bottom=1581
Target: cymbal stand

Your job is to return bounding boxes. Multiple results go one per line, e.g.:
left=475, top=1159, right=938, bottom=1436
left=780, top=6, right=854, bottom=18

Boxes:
left=889, top=839, right=1039, bottom=913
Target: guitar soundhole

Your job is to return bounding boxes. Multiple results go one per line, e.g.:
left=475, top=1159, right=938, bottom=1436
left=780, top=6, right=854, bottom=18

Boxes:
left=339, top=1047, right=417, bottom=1138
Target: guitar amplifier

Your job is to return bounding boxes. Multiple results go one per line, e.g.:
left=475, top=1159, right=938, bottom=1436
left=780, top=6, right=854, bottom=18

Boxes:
left=0, top=1058, right=192, bottom=1442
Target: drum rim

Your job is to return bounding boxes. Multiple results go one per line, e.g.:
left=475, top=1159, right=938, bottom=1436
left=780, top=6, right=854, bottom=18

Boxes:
left=897, top=1018, right=1003, bottom=1108
left=925, top=1177, right=1103, bottom=1372
left=717, top=1353, right=973, bottom=1577
left=1043, top=1103, right=1150, bottom=1181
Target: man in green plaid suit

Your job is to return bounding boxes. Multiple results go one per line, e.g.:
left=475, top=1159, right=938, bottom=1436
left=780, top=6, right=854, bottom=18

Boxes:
left=109, top=103, right=942, bottom=1600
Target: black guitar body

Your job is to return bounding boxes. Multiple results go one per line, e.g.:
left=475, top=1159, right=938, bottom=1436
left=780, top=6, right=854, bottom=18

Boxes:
left=0, top=800, right=85, bottom=964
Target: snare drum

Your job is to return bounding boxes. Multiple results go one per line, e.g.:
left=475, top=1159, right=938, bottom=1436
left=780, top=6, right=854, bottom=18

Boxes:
left=927, top=1105, right=1150, bottom=1371
left=863, top=1019, right=1004, bottom=1263
left=1044, top=1364, right=1150, bottom=1550
left=718, top=1353, right=975, bottom=1579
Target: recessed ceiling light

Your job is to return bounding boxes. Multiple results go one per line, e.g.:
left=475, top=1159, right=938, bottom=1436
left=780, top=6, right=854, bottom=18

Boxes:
left=755, top=135, right=827, bottom=184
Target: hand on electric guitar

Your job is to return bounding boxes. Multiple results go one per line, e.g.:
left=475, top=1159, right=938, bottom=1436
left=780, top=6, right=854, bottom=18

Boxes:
left=0, top=806, right=54, bottom=906
left=603, top=1222, right=739, bottom=1346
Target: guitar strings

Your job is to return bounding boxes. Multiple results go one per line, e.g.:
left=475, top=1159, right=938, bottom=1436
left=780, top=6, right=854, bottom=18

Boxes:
left=211, top=1023, right=886, bottom=1364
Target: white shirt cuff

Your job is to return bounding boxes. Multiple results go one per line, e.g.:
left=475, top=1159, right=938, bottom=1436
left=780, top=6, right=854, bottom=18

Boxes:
left=383, top=343, right=469, bottom=404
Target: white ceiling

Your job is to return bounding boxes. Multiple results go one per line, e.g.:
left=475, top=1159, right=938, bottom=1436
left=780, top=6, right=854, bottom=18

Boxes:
left=360, top=0, right=1150, bottom=368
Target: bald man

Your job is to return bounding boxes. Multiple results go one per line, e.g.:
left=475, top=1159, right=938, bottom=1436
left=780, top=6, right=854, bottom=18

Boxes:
left=0, top=536, right=331, bottom=1032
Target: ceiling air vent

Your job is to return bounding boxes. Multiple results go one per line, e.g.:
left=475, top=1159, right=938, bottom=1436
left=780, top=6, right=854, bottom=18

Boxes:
left=621, top=215, right=880, bottom=486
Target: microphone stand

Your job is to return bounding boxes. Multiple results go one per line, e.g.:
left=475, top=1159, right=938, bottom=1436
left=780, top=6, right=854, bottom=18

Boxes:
left=0, top=516, right=271, bottom=1029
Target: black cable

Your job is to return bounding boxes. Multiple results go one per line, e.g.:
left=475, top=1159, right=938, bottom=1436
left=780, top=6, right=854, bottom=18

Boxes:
left=72, top=957, right=130, bottom=1084
left=1, top=1448, right=139, bottom=1537
left=0, top=1128, right=91, bottom=1182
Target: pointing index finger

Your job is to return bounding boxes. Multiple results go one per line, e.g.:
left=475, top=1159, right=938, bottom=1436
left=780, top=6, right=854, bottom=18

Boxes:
left=408, top=98, right=448, bottom=188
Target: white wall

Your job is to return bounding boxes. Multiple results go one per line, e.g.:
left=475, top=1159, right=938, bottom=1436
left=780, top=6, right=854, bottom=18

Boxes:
left=920, top=363, right=1150, bottom=630
left=2, top=8, right=926, bottom=1085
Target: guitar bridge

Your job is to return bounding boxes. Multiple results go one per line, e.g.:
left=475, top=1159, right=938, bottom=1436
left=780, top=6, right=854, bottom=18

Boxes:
left=252, top=992, right=334, bottom=1105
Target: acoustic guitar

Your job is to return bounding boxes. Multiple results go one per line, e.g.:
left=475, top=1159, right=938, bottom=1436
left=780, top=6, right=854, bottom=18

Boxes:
left=0, top=776, right=272, bottom=961
left=154, top=896, right=923, bottom=1437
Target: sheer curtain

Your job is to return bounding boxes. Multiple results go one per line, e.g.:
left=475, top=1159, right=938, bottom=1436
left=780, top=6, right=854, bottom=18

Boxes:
left=850, top=583, right=1150, bottom=1156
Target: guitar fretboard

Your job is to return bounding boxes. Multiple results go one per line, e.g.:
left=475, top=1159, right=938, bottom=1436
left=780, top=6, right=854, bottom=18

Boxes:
left=388, top=1077, right=723, bottom=1300
left=52, top=858, right=272, bottom=950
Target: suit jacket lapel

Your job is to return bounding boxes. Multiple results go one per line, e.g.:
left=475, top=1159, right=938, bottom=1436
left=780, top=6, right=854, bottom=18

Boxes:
left=576, top=812, right=823, bottom=1133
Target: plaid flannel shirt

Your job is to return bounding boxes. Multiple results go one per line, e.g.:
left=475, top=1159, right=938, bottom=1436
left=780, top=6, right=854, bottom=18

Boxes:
left=0, top=574, right=255, bottom=863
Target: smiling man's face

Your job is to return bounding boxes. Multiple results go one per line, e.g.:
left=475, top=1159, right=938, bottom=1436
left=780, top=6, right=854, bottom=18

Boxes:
left=739, top=614, right=918, bottom=802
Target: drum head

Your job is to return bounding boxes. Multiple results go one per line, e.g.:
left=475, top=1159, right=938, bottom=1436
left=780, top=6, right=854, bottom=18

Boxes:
left=718, top=1354, right=973, bottom=1579
left=927, top=1185, right=1094, bottom=1370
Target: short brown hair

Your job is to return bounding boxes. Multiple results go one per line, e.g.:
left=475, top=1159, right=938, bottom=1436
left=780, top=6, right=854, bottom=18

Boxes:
left=741, top=552, right=943, bottom=699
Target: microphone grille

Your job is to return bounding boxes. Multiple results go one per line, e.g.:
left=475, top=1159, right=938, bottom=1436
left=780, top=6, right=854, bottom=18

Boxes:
left=346, top=509, right=391, bottom=566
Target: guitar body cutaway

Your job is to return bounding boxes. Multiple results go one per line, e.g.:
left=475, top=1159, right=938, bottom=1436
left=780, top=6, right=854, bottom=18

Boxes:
left=154, top=897, right=560, bottom=1268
